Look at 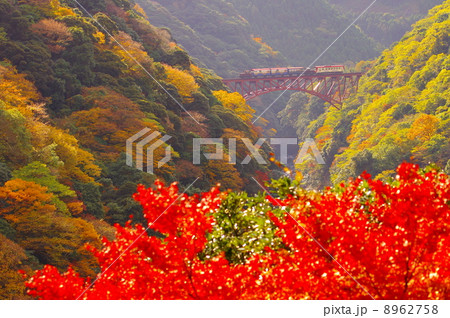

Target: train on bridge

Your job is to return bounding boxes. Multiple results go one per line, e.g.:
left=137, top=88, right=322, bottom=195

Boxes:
left=239, top=65, right=345, bottom=79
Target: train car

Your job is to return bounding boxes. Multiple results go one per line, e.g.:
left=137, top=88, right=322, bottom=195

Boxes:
left=239, top=70, right=255, bottom=79
left=239, top=67, right=306, bottom=78
left=256, top=68, right=276, bottom=77
left=239, top=68, right=271, bottom=78
left=289, top=67, right=318, bottom=76
left=270, top=67, right=284, bottom=76
left=315, top=65, right=345, bottom=74
left=239, top=68, right=280, bottom=78
left=304, top=68, right=317, bottom=76
left=239, top=65, right=344, bottom=79
left=286, top=67, right=305, bottom=76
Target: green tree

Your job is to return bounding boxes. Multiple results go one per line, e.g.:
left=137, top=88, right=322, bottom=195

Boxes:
left=0, top=162, right=11, bottom=186
left=73, top=182, right=104, bottom=219
left=202, top=191, right=284, bottom=264
left=12, top=161, right=75, bottom=215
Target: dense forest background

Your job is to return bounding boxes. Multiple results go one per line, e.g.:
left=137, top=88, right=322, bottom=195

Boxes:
left=136, top=0, right=448, bottom=188
left=330, top=0, right=443, bottom=46
left=136, top=0, right=379, bottom=77
left=136, top=0, right=442, bottom=76
left=0, top=0, right=448, bottom=299
left=0, top=0, right=277, bottom=298
left=284, top=0, right=450, bottom=188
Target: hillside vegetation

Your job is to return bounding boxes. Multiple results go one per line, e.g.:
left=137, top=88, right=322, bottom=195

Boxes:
left=136, top=0, right=441, bottom=146
left=136, top=0, right=380, bottom=77
left=0, top=0, right=276, bottom=299
left=0, top=0, right=448, bottom=300
left=228, top=0, right=379, bottom=66
left=135, top=0, right=285, bottom=77
left=288, top=0, right=450, bottom=188
left=329, top=0, right=443, bottom=46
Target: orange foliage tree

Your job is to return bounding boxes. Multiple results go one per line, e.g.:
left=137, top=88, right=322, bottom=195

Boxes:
left=68, top=87, right=150, bottom=161
left=407, top=114, right=440, bottom=142
left=30, top=19, right=73, bottom=53
left=0, top=64, right=42, bottom=109
left=203, top=159, right=244, bottom=192
left=0, top=179, right=56, bottom=222
left=68, top=87, right=174, bottom=175
left=0, top=179, right=101, bottom=277
left=0, top=234, right=31, bottom=300
left=102, top=31, right=153, bottom=76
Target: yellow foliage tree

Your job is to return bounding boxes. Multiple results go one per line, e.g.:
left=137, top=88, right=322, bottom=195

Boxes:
left=0, top=64, right=42, bottom=109
left=0, top=63, right=100, bottom=183
left=133, top=4, right=148, bottom=19
left=190, top=64, right=203, bottom=78
left=93, top=31, right=106, bottom=45
left=104, top=31, right=153, bottom=76
left=407, top=114, right=440, bottom=142
left=20, top=0, right=75, bottom=17
left=28, top=122, right=101, bottom=183
left=164, top=64, right=199, bottom=102
left=213, top=90, right=255, bottom=122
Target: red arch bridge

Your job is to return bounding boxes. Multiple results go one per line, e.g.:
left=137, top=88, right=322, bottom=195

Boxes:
left=222, top=72, right=363, bottom=109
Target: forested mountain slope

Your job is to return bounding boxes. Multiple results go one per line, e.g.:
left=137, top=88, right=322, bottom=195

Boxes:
left=137, top=0, right=379, bottom=76
left=0, top=0, right=276, bottom=299
left=137, top=0, right=441, bottom=76
left=289, top=0, right=450, bottom=188
left=136, top=0, right=442, bottom=153
left=136, top=0, right=286, bottom=77
left=228, top=0, right=379, bottom=66
left=329, top=0, right=443, bottom=46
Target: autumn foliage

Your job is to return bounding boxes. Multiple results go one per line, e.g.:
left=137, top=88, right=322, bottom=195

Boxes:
left=0, top=0, right=275, bottom=299
left=213, top=90, right=255, bottom=123
left=164, top=64, right=199, bottom=102
left=30, top=19, right=73, bottom=53
left=1, top=0, right=448, bottom=301
left=25, top=163, right=449, bottom=300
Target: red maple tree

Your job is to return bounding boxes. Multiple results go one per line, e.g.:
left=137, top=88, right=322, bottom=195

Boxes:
left=25, top=164, right=449, bottom=299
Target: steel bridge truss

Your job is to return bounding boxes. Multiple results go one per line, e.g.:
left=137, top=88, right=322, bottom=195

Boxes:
left=222, top=73, right=363, bottom=109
